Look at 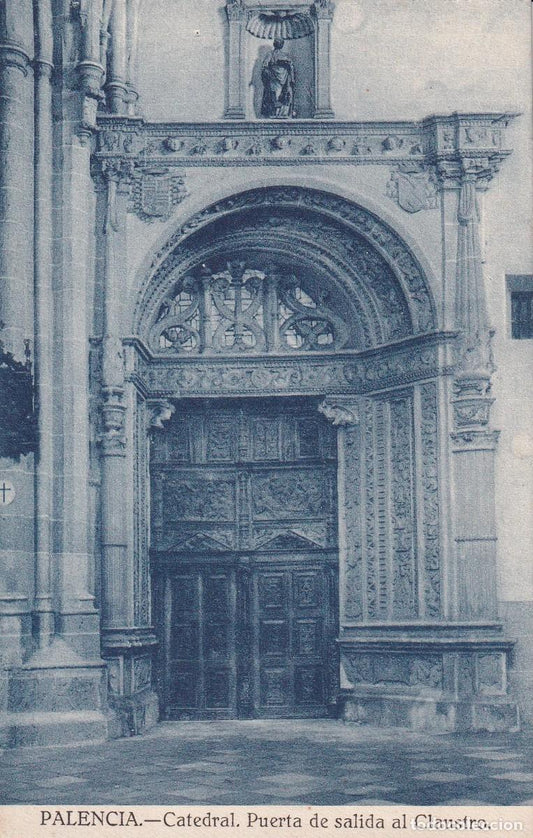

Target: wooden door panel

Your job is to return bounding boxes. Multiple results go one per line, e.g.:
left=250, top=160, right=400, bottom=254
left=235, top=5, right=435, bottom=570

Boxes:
left=165, top=567, right=237, bottom=718
left=253, top=566, right=332, bottom=716
left=260, top=667, right=291, bottom=707
left=155, top=399, right=339, bottom=719
left=295, top=618, right=322, bottom=656
left=294, top=665, right=324, bottom=705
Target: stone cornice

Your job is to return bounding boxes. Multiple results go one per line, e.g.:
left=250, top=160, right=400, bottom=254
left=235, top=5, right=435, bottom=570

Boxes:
left=94, top=112, right=516, bottom=175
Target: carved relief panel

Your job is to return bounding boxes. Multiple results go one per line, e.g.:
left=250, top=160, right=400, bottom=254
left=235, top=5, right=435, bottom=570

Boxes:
left=150, top=397, right=337, bottom=554
left=357, top=384, right=442, bottom=623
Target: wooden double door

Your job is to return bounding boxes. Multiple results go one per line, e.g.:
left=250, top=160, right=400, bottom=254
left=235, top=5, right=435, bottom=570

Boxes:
left=151, top=398, right=339, bottom=719
left=159, top=557, right=337, bottom=718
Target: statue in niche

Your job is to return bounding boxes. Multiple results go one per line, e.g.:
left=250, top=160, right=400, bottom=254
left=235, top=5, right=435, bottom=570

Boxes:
left=261, top=39, right=295, bottom=118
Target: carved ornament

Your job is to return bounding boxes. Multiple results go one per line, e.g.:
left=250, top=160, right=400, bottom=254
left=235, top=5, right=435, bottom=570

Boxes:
left=387, top=163, right=438, bottom=213
left=99, top=387, right=127, bottom=455
left=136, top=187, right=436, bottom=342
left=312, top=0, right=335, bottom=21
left=130, top=170, right=189, bottom=222
left=147, top=399, right=176, bottom=429
left=226, top=0, right=246, bottom=22
left=318, top=398, right=359, bottom=427
left=451, top=429, right=500, bottom=451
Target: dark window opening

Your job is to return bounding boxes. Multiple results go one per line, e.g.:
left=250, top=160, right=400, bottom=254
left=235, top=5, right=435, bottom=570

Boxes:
left=511, top=291, right=533, bottom=339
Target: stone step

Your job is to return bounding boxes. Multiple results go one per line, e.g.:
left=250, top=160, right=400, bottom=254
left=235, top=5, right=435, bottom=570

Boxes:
left=0, top=710, right=108, bottom=749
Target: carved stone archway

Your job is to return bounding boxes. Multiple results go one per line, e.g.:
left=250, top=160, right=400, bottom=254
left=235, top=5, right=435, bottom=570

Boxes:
left=95, top=186, right=517, bottom=733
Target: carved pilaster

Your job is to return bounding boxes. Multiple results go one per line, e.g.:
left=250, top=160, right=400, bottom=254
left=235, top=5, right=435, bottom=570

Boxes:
left=312, top=1, right=335, bottom=119
left=319, top=397, right=362, bottom=622
left=98, top=154, right=133, bottom=640
left=454, top=167, right=493, bottom=377
left=225, top=0, right=246, bottom=119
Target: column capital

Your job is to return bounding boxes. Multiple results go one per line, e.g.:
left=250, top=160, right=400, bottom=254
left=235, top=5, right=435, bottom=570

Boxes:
left=0, top=41, right=33, bottom=75
left=225, top=0, right=246, bottom=22
left=312, top=0, right=335, bottom=21
left=423, top=112, right=517, bottom=190
left=318, top=397, right=359, bottom=427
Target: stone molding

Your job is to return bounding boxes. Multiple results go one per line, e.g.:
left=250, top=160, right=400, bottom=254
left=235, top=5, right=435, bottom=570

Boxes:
left=0, top=41, right=33, bottom=75
left=133, top=186, right=438, bottom=344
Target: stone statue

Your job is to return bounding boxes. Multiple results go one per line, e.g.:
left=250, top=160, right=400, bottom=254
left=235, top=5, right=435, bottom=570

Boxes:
left=261, top=39, right=295, bottom=118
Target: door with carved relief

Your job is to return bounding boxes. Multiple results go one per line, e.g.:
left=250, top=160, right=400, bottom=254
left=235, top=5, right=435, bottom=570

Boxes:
left=151, top=397, right=339, bottom=719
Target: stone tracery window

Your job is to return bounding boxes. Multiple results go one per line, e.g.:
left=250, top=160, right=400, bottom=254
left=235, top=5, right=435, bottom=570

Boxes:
left=150, top=262, right=349, bottom=355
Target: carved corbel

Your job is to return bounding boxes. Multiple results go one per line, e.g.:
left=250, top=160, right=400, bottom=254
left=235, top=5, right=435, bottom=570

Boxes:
left=147, top=399, right=175, bottom=430
left=318, top=398, right=359, bottom=427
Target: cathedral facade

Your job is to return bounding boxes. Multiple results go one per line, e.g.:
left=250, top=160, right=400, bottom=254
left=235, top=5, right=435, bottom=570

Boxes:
left=0, top=0, right=531, bottom=747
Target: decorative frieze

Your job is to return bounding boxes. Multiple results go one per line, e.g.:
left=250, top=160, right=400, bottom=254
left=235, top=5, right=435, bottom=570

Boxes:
left=140, top=338, right=445, bottom=399
left=94, top=113, right=514, bottom=172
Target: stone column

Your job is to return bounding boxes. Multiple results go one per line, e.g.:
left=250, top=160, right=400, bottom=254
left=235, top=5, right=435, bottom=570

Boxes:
left=98, top=160, right=133, bottom=638
left=125, top=0, right=143, bottom=115
left=106, top=0, right=129, bottom=113
left=224, top=0, right=246, bottom=119
left=33, top=0, right=55, bottom=647
left=0, top=10, right=34, bottom=358
left=312, top=0, right=335, bottom=119
left=0, top=2, right=35, bottom=675
left=318, top=398, right=362, bottom=625
left=75, top=0, right=105, bottom=140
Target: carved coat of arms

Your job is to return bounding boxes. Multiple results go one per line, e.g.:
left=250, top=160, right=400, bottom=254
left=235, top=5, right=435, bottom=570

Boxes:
left=387, top=163, right=438, bottom=213
left=131, top=168, right=189, bottom=221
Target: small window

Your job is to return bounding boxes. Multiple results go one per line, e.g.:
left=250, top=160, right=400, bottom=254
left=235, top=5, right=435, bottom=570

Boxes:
left=507, top=276, right=533, bottom=340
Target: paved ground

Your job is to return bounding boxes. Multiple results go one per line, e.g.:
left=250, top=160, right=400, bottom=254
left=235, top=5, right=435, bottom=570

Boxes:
left=1, top=720, right=532, bottom=805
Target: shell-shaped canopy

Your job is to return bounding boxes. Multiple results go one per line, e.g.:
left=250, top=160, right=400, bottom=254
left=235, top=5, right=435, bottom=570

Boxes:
left=246, top=12, right=315, bottom=40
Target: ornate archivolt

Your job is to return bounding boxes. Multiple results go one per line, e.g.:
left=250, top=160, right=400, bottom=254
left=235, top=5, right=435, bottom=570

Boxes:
left=134, top=186, right=438, bottom=350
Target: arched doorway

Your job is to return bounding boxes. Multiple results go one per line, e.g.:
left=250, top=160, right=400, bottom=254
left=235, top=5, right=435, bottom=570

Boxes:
left=125, top=186, right=445, bottom=722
